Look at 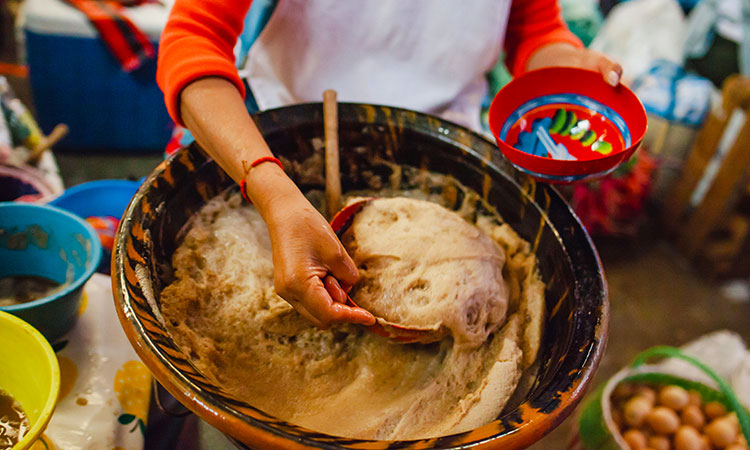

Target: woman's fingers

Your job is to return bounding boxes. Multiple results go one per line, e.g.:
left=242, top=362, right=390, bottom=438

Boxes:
left=266, top=192, right=372, bottom=328
left=597, top=56, right=623, bottom=87
left=577, top=48, right=622, bottom=86
left=526, top=42, right=623, bottom=87
left=323, top=274, right=376, bottom=325
left=325, top=242, right=360, bottom=287
left=301, top=276, right=375, bottom=327
left=337, top=303, right=376, bottom=326
left=323, top=275, right=347, bottom=304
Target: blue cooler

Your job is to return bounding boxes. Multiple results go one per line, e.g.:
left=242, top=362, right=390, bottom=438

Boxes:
left=18, top=0, right=173, bottom=152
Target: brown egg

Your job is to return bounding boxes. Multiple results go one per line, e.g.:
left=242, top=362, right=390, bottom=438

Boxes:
left=673, top=426, right=703, bottom=450
left=614, top=383, right=636, bottom=400
left=623, top=429, right=648, bottom=449
left=680, top=405, right=705, bottom=429
left=705, top=417, right=738, bottom=447
left=636, top=386, right=657, bottom=404
left=625, top=396, right=654, bottom=427
left=648, top=435, right=671, bottom=450
left=659, top=386, right=689, bottom=410
left=687, top=390, right=702, bottom=407
left=704, top=401, right=727, bottom=419
left=647, top=407, right=681, bottom=435
left=733, top=433, right=749, bottom=448
left=726, top=412, right=741, bottom=432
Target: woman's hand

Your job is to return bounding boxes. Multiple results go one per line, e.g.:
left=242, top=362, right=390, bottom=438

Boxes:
left=526, top=42, right=623, bottom=86
left=258, top=170, right=375, bottom=328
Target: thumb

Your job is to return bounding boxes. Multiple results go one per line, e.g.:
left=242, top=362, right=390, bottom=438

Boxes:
left=599, top=59, right=623, bottom=87
left=328, top=246, right=360, bottom=288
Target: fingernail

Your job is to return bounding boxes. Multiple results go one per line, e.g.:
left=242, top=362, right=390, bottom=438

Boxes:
left=350, top=307, right=375, bottom=324
left=607, top=70, right=620, bottom=87
left=361, top=312, right=376, bottom=325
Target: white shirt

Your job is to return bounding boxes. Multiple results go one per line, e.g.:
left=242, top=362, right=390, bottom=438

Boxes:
left=243, top=0, right=511, bottom=131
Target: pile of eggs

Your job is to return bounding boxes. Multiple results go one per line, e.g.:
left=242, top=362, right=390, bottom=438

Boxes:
left=611, top=383, right=748, bottom=450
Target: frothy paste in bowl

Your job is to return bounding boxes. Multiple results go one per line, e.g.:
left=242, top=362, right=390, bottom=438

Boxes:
left=160, top=187, right=545, bottom=440
left=343, top=197, right=509, bottom=347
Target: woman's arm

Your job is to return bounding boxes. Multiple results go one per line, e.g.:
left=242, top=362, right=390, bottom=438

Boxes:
left=505, top=0, right=622, bottom=85
left=157, top=1, right=374, bottom=328
left=180, top=79, right=373, bottom=328
left=157, top=0, right=252, bottom=125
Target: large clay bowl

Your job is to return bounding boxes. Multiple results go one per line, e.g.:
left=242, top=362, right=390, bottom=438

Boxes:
left=113, top=103, right=608, bottom=449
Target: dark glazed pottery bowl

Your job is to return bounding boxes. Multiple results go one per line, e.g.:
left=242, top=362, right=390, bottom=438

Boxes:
left=113, top=103, right=609, bottom=449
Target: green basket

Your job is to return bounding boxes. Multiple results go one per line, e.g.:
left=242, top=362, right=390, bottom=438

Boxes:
left=578, top=346, right=750, bottom=449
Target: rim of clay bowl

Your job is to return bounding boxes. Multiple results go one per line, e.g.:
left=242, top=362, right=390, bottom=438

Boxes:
left=113, top=102, right=609, bottom=450
left=0, top=310, right=60, bottom=449
left=0, top=203, right=102, bottom=312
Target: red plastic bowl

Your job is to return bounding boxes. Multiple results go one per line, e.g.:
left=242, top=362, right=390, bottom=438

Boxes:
left=488, top=67, right=647, bottom=183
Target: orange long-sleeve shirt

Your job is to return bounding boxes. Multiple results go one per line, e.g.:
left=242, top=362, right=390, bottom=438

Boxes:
left=157, top=0, right=581, bottom=125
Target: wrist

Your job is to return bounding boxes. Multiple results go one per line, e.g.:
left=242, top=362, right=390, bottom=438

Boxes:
left=239, top=156, right=284, bottom=202
left=243, top=162, right=301, bottom=216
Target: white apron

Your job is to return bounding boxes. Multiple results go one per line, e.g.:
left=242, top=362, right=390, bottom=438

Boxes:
left=244, top=0, right=511, bottom=131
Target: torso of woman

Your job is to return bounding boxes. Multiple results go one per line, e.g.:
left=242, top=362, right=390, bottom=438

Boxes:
left=244, top=0, right=511, bottom=130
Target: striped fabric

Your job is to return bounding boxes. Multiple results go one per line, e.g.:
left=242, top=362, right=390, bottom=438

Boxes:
left=66, top=0, right=156, bottom=72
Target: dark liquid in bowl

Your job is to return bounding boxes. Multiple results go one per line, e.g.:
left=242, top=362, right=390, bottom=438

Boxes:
left=0, top=275, right=63, bottom=306
left=0, top=388, right=29, bottom=449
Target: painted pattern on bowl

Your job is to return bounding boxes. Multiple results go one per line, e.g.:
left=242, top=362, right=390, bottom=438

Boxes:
left=500, top=94, right=630, bottom=162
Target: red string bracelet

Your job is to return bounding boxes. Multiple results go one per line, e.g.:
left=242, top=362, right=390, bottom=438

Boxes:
left=239, top=156, right=284, bottom=203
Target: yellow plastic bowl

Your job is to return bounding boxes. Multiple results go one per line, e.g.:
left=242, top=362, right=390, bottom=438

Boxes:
left=0, top=311, right=60, bottom=449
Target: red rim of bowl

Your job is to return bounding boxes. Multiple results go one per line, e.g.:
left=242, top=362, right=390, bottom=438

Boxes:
left=488, top=67, right=647, bottom=178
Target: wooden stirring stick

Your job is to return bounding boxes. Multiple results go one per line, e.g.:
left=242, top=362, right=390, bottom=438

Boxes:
left=324, top=90, right=341, bottom=219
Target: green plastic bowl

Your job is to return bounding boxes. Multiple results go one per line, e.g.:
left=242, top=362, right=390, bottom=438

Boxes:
left=0, top=202, right=102, bottom=342
left=0, top=310, right=60, bottom=449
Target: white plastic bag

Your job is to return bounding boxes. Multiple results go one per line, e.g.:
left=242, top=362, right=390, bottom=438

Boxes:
left=631, top=59, right=714, bottom=126
left=656, top=330, right=750, bottom=408
left=590, top=0, right=687, bottom=80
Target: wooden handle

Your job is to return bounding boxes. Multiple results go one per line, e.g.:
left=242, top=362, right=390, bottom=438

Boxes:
left=324, top=90, right=341, bottom=219
left=27, top=123, right=69, bottom=164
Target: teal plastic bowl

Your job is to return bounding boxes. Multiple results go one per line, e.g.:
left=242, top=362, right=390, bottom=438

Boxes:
left=0, top=202, right=101, bottom=342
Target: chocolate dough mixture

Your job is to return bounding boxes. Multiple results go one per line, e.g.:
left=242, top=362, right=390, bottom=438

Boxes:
left=159, top=174, right=545, bottom=440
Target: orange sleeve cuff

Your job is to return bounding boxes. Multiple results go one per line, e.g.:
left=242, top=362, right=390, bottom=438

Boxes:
left=156, top=0, right=252, bottom=126
left=157, top=37, right=246, bottom=126
left=504, top=0, right=583, bottom=77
